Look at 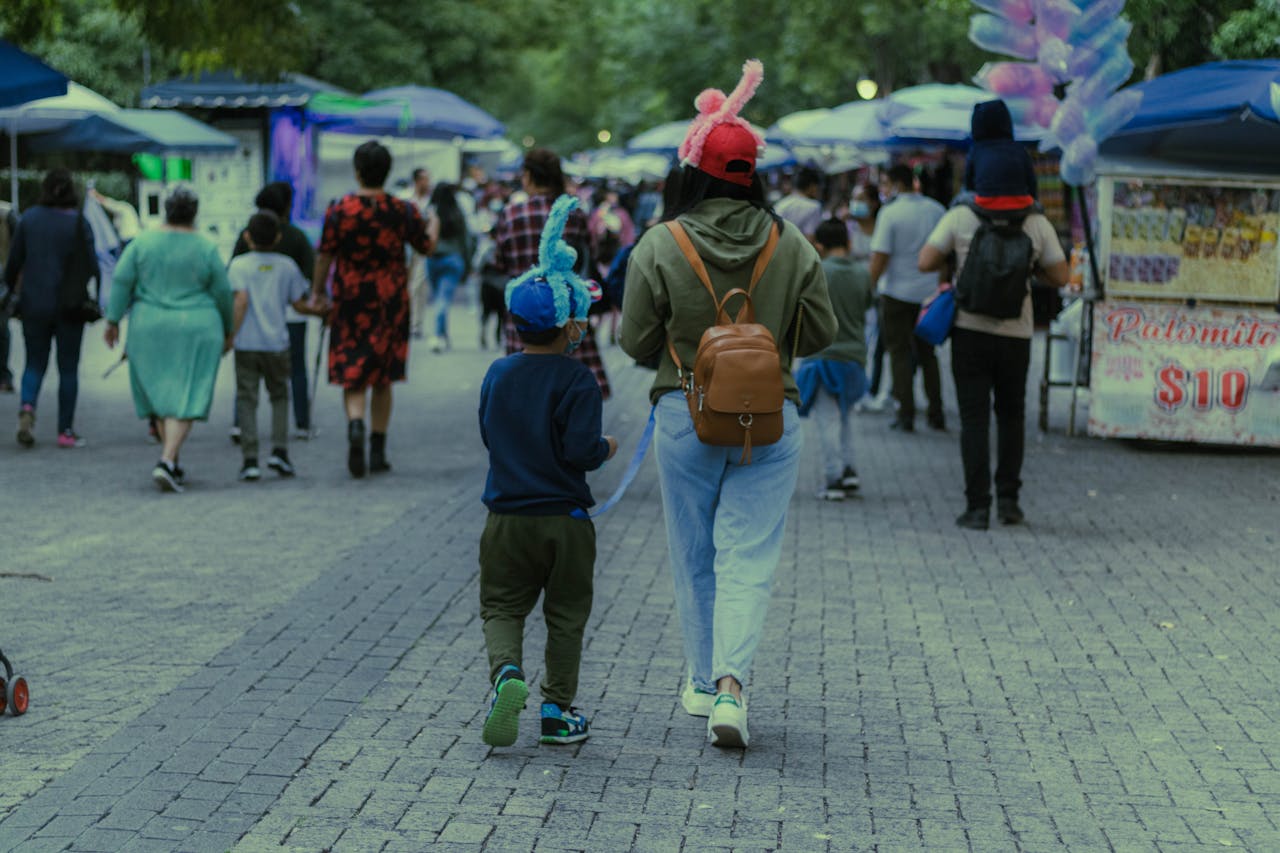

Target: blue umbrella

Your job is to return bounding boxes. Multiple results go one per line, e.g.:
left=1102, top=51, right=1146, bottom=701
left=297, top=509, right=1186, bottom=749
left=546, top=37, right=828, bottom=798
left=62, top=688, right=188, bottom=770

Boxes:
left=29, top=109, right=238, bottom=154
left=0, top=39, right=67, bottom=108
left=1102, top=60, right=1280, bottom=167
left=786, top=100, right=885, bottom=146
left=625, top=120, right=693, bottom=153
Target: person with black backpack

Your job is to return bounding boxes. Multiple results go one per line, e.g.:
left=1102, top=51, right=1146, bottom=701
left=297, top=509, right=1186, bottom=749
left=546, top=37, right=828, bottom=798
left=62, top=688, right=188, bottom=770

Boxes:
left=918, top=109, right=1069, bottom=530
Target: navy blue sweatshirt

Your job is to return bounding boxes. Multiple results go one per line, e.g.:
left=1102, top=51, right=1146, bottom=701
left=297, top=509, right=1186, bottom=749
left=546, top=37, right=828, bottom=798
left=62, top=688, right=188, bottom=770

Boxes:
left=479, top=352, right=610, bottom=515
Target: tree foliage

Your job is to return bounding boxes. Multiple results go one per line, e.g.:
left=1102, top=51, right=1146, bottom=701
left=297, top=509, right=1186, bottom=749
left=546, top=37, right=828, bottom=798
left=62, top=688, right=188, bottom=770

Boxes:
left=3, top=0, right=1276, bottom=153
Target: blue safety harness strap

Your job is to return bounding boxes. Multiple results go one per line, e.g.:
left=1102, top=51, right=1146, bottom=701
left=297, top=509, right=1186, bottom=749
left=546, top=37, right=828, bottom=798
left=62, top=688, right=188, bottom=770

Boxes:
left=571, top=405, right=656, bottom=520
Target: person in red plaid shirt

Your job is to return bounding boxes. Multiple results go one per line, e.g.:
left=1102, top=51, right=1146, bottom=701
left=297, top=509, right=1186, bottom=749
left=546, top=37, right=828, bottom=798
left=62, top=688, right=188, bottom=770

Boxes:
left=494, top=149, right=611, bottom=400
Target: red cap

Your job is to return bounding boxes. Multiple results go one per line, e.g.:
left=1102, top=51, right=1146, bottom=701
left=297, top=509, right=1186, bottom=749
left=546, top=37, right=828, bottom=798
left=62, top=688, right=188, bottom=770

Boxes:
left=696, top=123, right=759, bottom=187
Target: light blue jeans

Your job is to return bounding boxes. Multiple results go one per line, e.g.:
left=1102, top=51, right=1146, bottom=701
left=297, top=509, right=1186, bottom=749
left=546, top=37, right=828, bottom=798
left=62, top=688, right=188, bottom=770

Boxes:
left=653, top=391, right=803, bottom=694
left=427, top=253, right=465, bottom=340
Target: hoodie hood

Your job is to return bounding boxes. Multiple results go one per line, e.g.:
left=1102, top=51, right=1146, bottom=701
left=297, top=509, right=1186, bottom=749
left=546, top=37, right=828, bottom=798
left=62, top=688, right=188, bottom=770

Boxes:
left=676, top=198, right=776, bottom=272
left=971, top=99, right=1014, bottom=142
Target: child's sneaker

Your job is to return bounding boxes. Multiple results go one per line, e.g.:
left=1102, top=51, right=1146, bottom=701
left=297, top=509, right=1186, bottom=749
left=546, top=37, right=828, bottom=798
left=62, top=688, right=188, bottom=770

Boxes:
left=707, top=692, right=749, bottom=748
left=239, top=459, right=261, bottom=481
left=681, top=679, right=716, bottom=717
left=267, top=448, right=295, bottom=477
left=57, top=429, right=86, bottom=448
left=482, top=665, right=528, bottom=747
left=840, top=466, right=860, bottom=491
left=540, top=703, right=590, bottom=744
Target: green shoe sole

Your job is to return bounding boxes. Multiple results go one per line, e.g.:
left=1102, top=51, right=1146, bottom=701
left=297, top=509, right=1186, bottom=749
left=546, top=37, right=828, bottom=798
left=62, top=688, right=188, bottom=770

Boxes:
left=482, top=678, right=529, bottom=746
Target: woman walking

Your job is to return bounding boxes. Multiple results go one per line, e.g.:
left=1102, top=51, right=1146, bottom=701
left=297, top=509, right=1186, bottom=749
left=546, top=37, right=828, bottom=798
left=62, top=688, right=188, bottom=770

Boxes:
left=105, top=187, right=234, bottom=491
left=4, top=169, right=99, bottom=448
left=620, top=60, right=836, bottom=749
left=425, top=183, right=471, bottom=353
left=312, top=141, right=433, bottom=478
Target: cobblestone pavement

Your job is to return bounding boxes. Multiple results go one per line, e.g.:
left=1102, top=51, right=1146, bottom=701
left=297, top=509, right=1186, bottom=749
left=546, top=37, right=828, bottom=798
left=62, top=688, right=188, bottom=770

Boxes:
left=0, top=310, right=1278, bottom=852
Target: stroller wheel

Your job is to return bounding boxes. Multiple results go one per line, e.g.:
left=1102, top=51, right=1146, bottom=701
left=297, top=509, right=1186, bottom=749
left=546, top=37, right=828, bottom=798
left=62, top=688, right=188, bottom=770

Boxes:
left=7, top=676, right=28, bottom=715
left=0, top=677, right=6, bottom=715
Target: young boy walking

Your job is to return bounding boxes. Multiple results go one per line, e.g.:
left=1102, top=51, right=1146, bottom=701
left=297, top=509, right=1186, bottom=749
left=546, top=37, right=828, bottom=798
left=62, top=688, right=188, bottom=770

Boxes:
left=796, top=218, right=876, bottom=499
left=477, top=195, right=616, bottom=747
left=228, top=210, right=316, bottom=481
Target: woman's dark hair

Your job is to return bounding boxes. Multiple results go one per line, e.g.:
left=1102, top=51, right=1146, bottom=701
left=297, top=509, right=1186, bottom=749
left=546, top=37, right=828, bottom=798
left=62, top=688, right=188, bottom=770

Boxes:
left=430, top=183, right=467, bottom=242
left=853, top=182, right=881, bottom=219
left=663, top=166, right=779, bottom=224
left=254, top=182, right=293, bottom=219
left=39, top=169, right=78, bottom=208
left=354, top=140, right=392, bottom=188
left=164, top=186, right=199, bottom=226
left=522, top=148, right=565, bottom=195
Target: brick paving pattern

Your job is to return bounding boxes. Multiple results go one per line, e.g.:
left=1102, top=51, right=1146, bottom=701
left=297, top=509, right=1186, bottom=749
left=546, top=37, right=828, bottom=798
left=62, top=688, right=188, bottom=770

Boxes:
left=0, top=312, right=1278, bottom=851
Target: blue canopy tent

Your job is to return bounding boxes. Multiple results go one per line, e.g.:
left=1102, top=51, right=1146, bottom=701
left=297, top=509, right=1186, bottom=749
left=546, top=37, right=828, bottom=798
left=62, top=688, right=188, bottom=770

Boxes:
left=140, top=71, right=340, bottom=109
left=1100, top=60, right=1280, bottom=172
left=1, top=39, right=69, bottom=203
left=29, top=109, right=238, bottom=154
left=305, top=86, right=505, bottom=140
left=0, top=39, right=67, bottom=107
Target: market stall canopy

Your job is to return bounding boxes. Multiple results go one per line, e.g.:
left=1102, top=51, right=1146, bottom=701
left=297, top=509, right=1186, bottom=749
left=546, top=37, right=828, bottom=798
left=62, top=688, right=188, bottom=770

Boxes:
left=0, top=39, right=67, bottom=107
left=1101, top=60, right=1280, bottom=168
left=0, top=82, right=119, bottom=135
left=140, top=71, right=343, bottom=109
left=306, top=86, right=505, bottom=140
left=29, top=109, right=238, bottom=154
left=786, top=100, right=884, bottom=146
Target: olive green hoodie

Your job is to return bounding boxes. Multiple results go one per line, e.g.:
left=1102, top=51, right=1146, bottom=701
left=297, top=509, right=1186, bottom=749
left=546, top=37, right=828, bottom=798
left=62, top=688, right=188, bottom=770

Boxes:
left=620, top=198, right=837, bottom=404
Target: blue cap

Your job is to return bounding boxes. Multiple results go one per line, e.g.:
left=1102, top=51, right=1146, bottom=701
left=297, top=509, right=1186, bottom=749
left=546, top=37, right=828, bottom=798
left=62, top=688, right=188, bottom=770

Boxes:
left=505, top=195, right=600, bottom=333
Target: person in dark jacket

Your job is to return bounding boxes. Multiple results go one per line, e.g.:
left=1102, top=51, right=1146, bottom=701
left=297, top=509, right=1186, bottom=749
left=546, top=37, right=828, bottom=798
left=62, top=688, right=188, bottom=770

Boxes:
left=962, top=99, right=1039, bottom=201
left=5, top=169, right=98, bottom=448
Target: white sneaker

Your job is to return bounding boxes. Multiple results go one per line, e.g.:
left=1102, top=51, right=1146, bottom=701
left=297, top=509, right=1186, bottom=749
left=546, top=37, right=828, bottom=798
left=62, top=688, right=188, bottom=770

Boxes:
left=681, top=680, right=715, bottom=717
left=707, top=693, right=749, bottom=748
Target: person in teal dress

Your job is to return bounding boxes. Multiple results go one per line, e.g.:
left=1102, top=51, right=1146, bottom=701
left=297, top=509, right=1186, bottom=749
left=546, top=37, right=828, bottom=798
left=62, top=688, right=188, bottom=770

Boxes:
left=104, top=187, right=234, bottom=492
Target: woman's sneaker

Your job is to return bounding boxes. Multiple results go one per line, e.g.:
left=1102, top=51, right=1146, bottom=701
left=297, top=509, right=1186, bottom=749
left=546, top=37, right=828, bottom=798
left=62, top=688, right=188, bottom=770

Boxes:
left=239, top=460, right=261, bottom=481
left=16, top=405, right=35, bottom=447
left=707, top=693, right=749, bottom=748
left=57, top=430, right=86, bottom=448
left=681, top=679, right=716, bottom=717
left=818, top=479, right=846, bottom=501
left=482, top=665, right=528, bottom=747
left=540, top=703, right=590, bottom=744
left=840, top=466, right=860, bottom=490
left=152, top=460, right=184, bottom=493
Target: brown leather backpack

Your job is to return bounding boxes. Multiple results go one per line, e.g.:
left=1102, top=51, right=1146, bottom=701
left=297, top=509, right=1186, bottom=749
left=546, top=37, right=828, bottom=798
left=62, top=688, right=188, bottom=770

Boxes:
left=664, top=220, right=785, bottom=464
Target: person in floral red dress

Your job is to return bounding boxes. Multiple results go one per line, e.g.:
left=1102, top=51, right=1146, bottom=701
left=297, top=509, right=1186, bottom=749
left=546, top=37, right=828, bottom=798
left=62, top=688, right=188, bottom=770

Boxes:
left=312, top=141, right=434, bottom=478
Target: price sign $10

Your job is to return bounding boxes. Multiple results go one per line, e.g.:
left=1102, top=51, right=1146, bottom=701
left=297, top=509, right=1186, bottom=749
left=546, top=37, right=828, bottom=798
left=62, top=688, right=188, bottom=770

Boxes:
left=1155, top=363, right=1250, bottom=414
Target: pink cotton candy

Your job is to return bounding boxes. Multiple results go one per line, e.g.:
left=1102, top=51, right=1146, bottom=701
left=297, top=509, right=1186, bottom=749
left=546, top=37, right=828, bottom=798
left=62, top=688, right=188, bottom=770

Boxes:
left=972, top=0, right=1035, bottom=25
left=970, top=14, right=1039, bottom=61
left=976, top=62, right=1057, bottom=97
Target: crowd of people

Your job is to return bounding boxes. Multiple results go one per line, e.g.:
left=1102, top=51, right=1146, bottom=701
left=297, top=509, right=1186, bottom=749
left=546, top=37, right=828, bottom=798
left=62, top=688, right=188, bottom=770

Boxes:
left=0, top=67, right=1072, bottom=751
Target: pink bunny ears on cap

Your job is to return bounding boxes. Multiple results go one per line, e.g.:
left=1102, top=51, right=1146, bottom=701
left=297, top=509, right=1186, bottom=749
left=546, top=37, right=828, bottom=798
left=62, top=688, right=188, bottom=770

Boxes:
left=679, top=59, right=766, bottom=187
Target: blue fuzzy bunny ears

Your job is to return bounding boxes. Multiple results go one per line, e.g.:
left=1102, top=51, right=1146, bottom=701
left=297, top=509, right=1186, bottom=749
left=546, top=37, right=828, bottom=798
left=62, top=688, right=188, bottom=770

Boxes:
left=505, top=195, right=596, bottom=332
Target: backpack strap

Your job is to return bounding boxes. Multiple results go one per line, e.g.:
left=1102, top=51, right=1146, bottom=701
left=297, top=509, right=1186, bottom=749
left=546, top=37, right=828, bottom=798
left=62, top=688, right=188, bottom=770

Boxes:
left=663, top=220, right=782, bottom=387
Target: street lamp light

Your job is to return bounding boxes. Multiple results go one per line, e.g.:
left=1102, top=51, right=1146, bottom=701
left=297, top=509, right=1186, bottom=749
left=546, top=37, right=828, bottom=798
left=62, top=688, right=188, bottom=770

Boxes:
left=597, top=129, right=612, bottom=144
left=856, top=78, right=879, bottom=100
left=522, top=135, right=536, bottom=148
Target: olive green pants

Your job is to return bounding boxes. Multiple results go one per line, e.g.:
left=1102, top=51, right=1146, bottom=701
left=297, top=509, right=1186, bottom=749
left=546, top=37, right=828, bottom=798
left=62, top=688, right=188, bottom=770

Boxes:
left=479, top=512, right=595, bottom=708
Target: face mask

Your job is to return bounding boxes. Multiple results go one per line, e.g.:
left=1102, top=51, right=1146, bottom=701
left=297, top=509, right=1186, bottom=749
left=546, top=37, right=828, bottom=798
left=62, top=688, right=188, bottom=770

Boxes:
left=488, top=199, right=504, bottom=213
left=850, top=200, right=871, bottom=219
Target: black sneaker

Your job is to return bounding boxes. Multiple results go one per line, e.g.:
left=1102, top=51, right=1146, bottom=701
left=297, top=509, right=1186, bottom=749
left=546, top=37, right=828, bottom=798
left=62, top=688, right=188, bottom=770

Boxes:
left=267, top=449, right=295, bottom=477
left=152, top=460, right=184, bottom=493
left=927, top=416, right=947, bottom=432
left=889, top=419, right=914, bottom=433
left=955, top=508, right=989, bottom=530
left=229, top=425, right=241, bottom=445
left=997, top=498, right=1025, bottom=525
left=239, top=459, right=261, bottom=481
left=540, top=702, right=590, bottom=745
left=840, top=466, right=860, bottom=490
